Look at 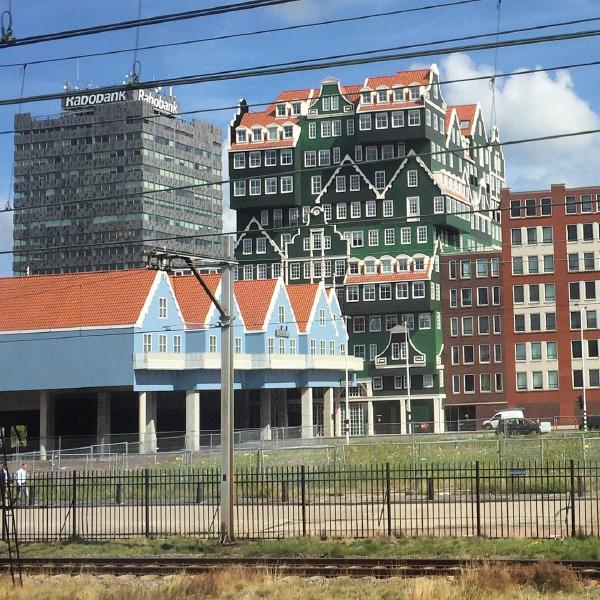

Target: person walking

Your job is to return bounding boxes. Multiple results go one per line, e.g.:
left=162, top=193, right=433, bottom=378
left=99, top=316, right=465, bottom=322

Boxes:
left=14, top=463, right=28, bottom=505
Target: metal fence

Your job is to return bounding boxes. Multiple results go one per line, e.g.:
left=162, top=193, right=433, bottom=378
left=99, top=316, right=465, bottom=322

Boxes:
left=4, top=461, right=600, bottom=542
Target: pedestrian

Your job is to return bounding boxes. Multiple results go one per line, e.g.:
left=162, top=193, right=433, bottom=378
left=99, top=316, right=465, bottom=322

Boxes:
left=0, top=463, right=8, bottom=506
left=14, top=463, right=28, bottom=505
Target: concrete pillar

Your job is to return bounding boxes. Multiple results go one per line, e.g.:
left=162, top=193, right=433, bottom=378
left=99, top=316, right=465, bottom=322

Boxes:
left=367, top=400, right=375, bottom=436
left=323, top=388, right=334, bottom=438
left=185, top=390, right=201, bottom=452
left=301, top=388, right=314, bottom=438
left=138, top=391, right=157, bottom=454
left=260, top=390, right=272, bottom=440
left=333, top=389, right=342, bottom=437
left=277, top=390, right=288, bottom=428
left=97, top=391, right=111, bottom=446
left=433, top=397, right=445, bottom=433
left=400, top=397, right=407, bottom=435
left=39, top=390, right=54, bottom=460
left=237, top=390, right=250, bottom=429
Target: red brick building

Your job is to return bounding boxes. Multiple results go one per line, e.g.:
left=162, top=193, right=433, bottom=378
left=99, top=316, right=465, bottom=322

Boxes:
left=440, top=250, right=506, bottom=430
left=501, top=184, right=600, bottom=425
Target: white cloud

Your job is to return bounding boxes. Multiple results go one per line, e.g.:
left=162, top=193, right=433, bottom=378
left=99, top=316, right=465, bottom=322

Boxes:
left=274, top=0, right=395, bottom=24
left=441, top=53, right=600, bottom=190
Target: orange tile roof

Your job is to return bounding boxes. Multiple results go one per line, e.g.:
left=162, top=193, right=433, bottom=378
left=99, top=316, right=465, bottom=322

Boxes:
left=170, top=274, right=220, bottom=327
left=366, top=69, right=431, bottom=89
left=234, top=278, right=279, bottom=330
left=451, top=104, right=478, bottom=135
left=356, top=100, right=422, bottom=113
left=274, top=89, right=314, bottom=103
left=286, top=283, right=319, bottom=333
left=239, top=112, right=298, bottom=128
left=0, top=269, right=157, bottom=332
left=346, top=272, right=429, bottom=284
left=230, top=140, right=294, bottom=151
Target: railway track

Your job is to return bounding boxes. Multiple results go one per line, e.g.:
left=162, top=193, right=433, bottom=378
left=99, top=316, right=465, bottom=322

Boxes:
left=2, top=556, right=600, bottom=578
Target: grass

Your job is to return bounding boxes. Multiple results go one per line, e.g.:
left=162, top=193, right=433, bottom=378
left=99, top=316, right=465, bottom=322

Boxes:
left=0, top=563, right=592, bottom=599
left=9, top=535, right=600, bottom=562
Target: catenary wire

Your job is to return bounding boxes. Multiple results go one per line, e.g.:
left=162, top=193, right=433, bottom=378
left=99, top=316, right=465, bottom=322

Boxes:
left=0, top=0, right=303, bottom=49
left=1, top=24, right=600, bottom=107
left=0, top=0, right=484, bottom=70
left=2, top=124, right=599, bottom=224
left=0, top=55, right=599, bottom=139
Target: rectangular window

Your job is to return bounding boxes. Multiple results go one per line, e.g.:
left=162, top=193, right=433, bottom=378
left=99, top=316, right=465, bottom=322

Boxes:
left=311, top=176, right=321, bottom=195
left=408, top=109, right=421, bottom=126
left=384, top=228, right=395, bottom=245
left=392, top=111, right=404, bottom=127
left=359, top=114, right=372, bottom=130
left=209, top=335, right=217, bottom=353
left=233, top=153, right=245, bottom=169
left=375, top=171, right=386, bottom=189
left=347, top=119, right=355, bottom=135
left=143, top=333, right=152, bottom=353
left=265, top=177, right=277, bottom=194
left=417, top=226, right=427, bottom=243
left=264, top=149, right=277, bottom=166
left=407, top=196, right=420, bottom=217
left=375, top=113, right=388, bottom=129
left=158, top=297, right=167, bottom=319
left=335, top=175, right=346, bottom=192
left=350, top=174, right=360, bottom=191
left=407, top=170, right=418, bottom=187
left=158, top=334, right=167, bottom=353
left=304, top=150, right=316, bottom=167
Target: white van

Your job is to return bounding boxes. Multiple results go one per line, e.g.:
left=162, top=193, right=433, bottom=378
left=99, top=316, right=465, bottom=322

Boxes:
left=482, top=409, right=524, bottom=430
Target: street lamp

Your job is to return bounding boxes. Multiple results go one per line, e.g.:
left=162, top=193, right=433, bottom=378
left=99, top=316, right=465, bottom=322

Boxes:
left=343, top=315, right=350, bottom=445
left=390, top=324, right=411, bottom=435
left=581, top=305, right=588, bottom=432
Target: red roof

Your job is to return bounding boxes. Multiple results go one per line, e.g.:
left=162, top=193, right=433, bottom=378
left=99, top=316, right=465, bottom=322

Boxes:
left=274, top=89, right=313, bottom=103
left=239, top=112, right=298, bottom=128
left=450, top=104, right=478, bottom=135
left=170, top=274, right=220, bottom=327
left=365, top=69, right=431, bottom=89
left=230, top=140, right=294, bottom=151
left=234, top=278, right=279, bottom=330
left=286, top=283, right=319, bottom=333
left=0, top=269, right=157, bottom=332
left=356, top=100, right=422, bottom=113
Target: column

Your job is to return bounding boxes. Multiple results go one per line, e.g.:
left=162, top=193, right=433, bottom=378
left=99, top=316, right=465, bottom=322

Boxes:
left=367, top=400, right=375, bottom=436
left=334, top=390, right=342, bottom=437
left=185, top=390, right=201, bottom=452
left=301, top=388, right=314, bottom=439
left=433, top=397, right=445, bottom=434
left=323, top=388, right=334, bottom=438
left=138, top=391, right=157, bottom=454
left=277, top=390, right=289, bottom=428
left=237, top=390, right=250, bottom=430
left=39, top=390, right=54, bottom=460
left=260, top=389, right=272, bottom=440
left=400, top=397, right=407, bottom=435
left=97, top=391, right=111, bottom=446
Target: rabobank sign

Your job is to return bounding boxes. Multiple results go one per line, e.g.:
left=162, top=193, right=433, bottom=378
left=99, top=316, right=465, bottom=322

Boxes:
left=62, top=88, right=179, bottom=115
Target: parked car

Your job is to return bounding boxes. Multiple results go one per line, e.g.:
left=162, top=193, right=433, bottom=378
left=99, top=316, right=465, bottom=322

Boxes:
left=579, top=415, right=600, bottom=431
left=496, top=417, right=541, bottom=436
left=483, top=409, right=524, bottom=430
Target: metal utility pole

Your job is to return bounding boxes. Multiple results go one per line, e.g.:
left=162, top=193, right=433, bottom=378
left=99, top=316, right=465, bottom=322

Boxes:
left=581, top=305, right=588, bottom=432
left=344, top=315, right=350, bottom=445
left=219, top=237, right=235, bottom=542
left=144, top=241, right=236, bottom=542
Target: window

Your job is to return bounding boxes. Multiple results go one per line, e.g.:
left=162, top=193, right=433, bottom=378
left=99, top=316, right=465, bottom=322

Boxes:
left=542, top=226, right=553, bottom=243
left=478, top=315, right=490, bottom=334
left=368, top=230, right=379, bottom=246
left=528, top=256, right=539, bottom=274
left=280, top=176, right=293, bottom=193
left=450, top=317, right=458, bottom=336
left=256, top=238, right=267, bottom=254
left=333, top=120, right=342, bottom=136
left=346, top=286, right=359, bottom=302
left=525, top=198, right=536, bottom=216
left=321, top=121, right=332, bottom=138
left=265, top=149, right=277, bottom=166
left=514, top=314, right=525, bottom=332
left=464, top=375, right=475, bottom=393
left=541, top=197, right=552, bottom=215
left=419, top=313, right=431, bottom=329
left=584, top=252, right=596, bottom=270
left=383, top=200, right=393, bottom=217
left=460, top=260, right=472, bottom=279
left=413, top=282, right=425, bottom=298
left=407, top=170, right=418, bottom=187
left=304, top=150, right=316, bottom=167
left=461, top=288, right=472, bottom=307
left=570, top=282, right=581, bottom=300
left=350, top=174, right=360, bottom=191
left=417, top=226, right=427, bottom=243
left=380, top=283, right=392, bottom=300
left=233, top=153, right=245, bottom=169
left=511, top=229, right=522, bottom=246
left=512, top=257, right=523, bottom=275
left=423, top=374, right=434, bottom=389
left=452, top=375, right=460, bottom=394
left=566, top=195, right=577, bottom=214
left=158, top=334, right=167, bottom=353
left=407, top=196, right=420, bottom=217
left=480, top=344, right=491, bottom=363
left=143, top=334, right=152, bottom=353
left=477, top=287, right=489, bottom=306
left=369, top=315, right=382, bottom=332
left=517, top=372, right=527, bottom=390
left=265, top=177, right=277, bottom=195
left=236, top=129, right=247, bottom=143
left=408, top=109, right=421, bottom=126
left=545, top=283, right=556, bottom=302
left=308, top=122, right=316, bottom=139
left=480, top=374, right=492, bottom=393
left=462, top=316, right=473, bottom=335
left=351, top=201, right=361, bottom=218
left=350, top=231, right=363, bottom=247
left=510, top=200, right=521, bottom=218
left=319, top=149, right=330, bottom=166
left=158, top=297, right=167, bottom=318
left=543, top=255, right=554, bottom=273
left=249, top=151, right=261, bottom=168
left=375, top=171, right=386, bottom=190
left=434, top=196, right=445, bottom=214
left=233, top=180, right=246, bottom=196
left=582, top=194, right=593, bottom=212
left=363, top=284, right=376, bottom=301
left=463, top=346, right=474, bottom=364
left=359, top=114, right=372, bottom=130
left=209, top=335, right=217, bottom=353
left=392, top=111, right=404, bottom=127
left=336, top=175, right=346, bottom=192
left=375, top=113, right=388, bottom=129
left=384, top=229, right=395, bottom=245
left=495, top=373, right=504, bottom=392
left=396, top=282, right=409, bottom=299
left=347, top=119, right=355, bottom=135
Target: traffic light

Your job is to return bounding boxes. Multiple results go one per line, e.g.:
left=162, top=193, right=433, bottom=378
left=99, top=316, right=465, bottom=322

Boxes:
left=577, top=395, right=584, bottom=410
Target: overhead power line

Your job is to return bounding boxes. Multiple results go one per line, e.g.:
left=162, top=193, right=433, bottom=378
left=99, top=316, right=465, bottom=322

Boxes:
left=0, top=0, right=484, bottom=70
left=0, top=55, right=599, bottom=138
left=0, top=23, right=599, bottom=108
left=3, top=126, right=600, bottom=257
left=0, top=0, right=301, bottom=49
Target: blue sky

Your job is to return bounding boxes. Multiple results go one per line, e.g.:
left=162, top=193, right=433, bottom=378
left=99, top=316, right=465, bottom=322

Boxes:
left=0, top=0, right=599, bottom=275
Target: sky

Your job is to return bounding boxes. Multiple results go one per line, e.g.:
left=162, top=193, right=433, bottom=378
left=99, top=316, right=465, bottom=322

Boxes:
left=0, top=0, right=599, bottom=275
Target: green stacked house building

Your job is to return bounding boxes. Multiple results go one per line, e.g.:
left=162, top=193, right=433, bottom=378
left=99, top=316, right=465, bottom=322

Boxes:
left=229, top=64, right=505, bottom=435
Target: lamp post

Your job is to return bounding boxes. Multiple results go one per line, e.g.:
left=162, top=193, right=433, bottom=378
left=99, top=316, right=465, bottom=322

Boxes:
left=390, top=325, right=411, bottom=435
left=581, top=305, right=588, bottom=432
left=343, top=315, right=350, bottom=445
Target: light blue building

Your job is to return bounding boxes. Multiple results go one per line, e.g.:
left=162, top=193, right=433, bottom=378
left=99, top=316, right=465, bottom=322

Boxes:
left=0, top=269, right=362, bottom=453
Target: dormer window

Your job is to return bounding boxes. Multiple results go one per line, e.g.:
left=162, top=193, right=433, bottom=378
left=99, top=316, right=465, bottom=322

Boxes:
left=360, top=91, right=372, bottom=104
left=331, top=96, right=339, bottom=111
left=282, top=125, right=293, bottom=139
left=414, top=258, right=425, bottom=271
left=236, top=129, right=247, bottom=144
left=410, top=86, right=420, bottom=100
left=381, top=259, right=393, bottom=273
left=276, top=104, right=286, bottom=117
left=393, top=88, right=403, bottom=102
left=460, top=120, right=470, bottom=129
left=291, top=102, right=301, bottom=115
left=252, top=128, right=262, bottom=142
left=364, top=259, right=376, bottom=274
left=268, top=126, right=278, bottom=141
left=322, top=97, right=331, bottom=111
left=377, top=89, right=388, bottom=103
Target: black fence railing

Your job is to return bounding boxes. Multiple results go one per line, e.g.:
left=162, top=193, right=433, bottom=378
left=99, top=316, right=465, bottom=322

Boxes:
left=4, top=461, right=600, bottom=542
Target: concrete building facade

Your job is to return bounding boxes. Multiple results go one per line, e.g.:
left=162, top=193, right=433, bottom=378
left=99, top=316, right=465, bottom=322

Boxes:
left=13, top=87, right=223, bottom=275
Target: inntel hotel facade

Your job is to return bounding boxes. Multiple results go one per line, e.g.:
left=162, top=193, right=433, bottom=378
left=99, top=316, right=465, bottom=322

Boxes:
left=12, top=87, right=223, bottom=275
